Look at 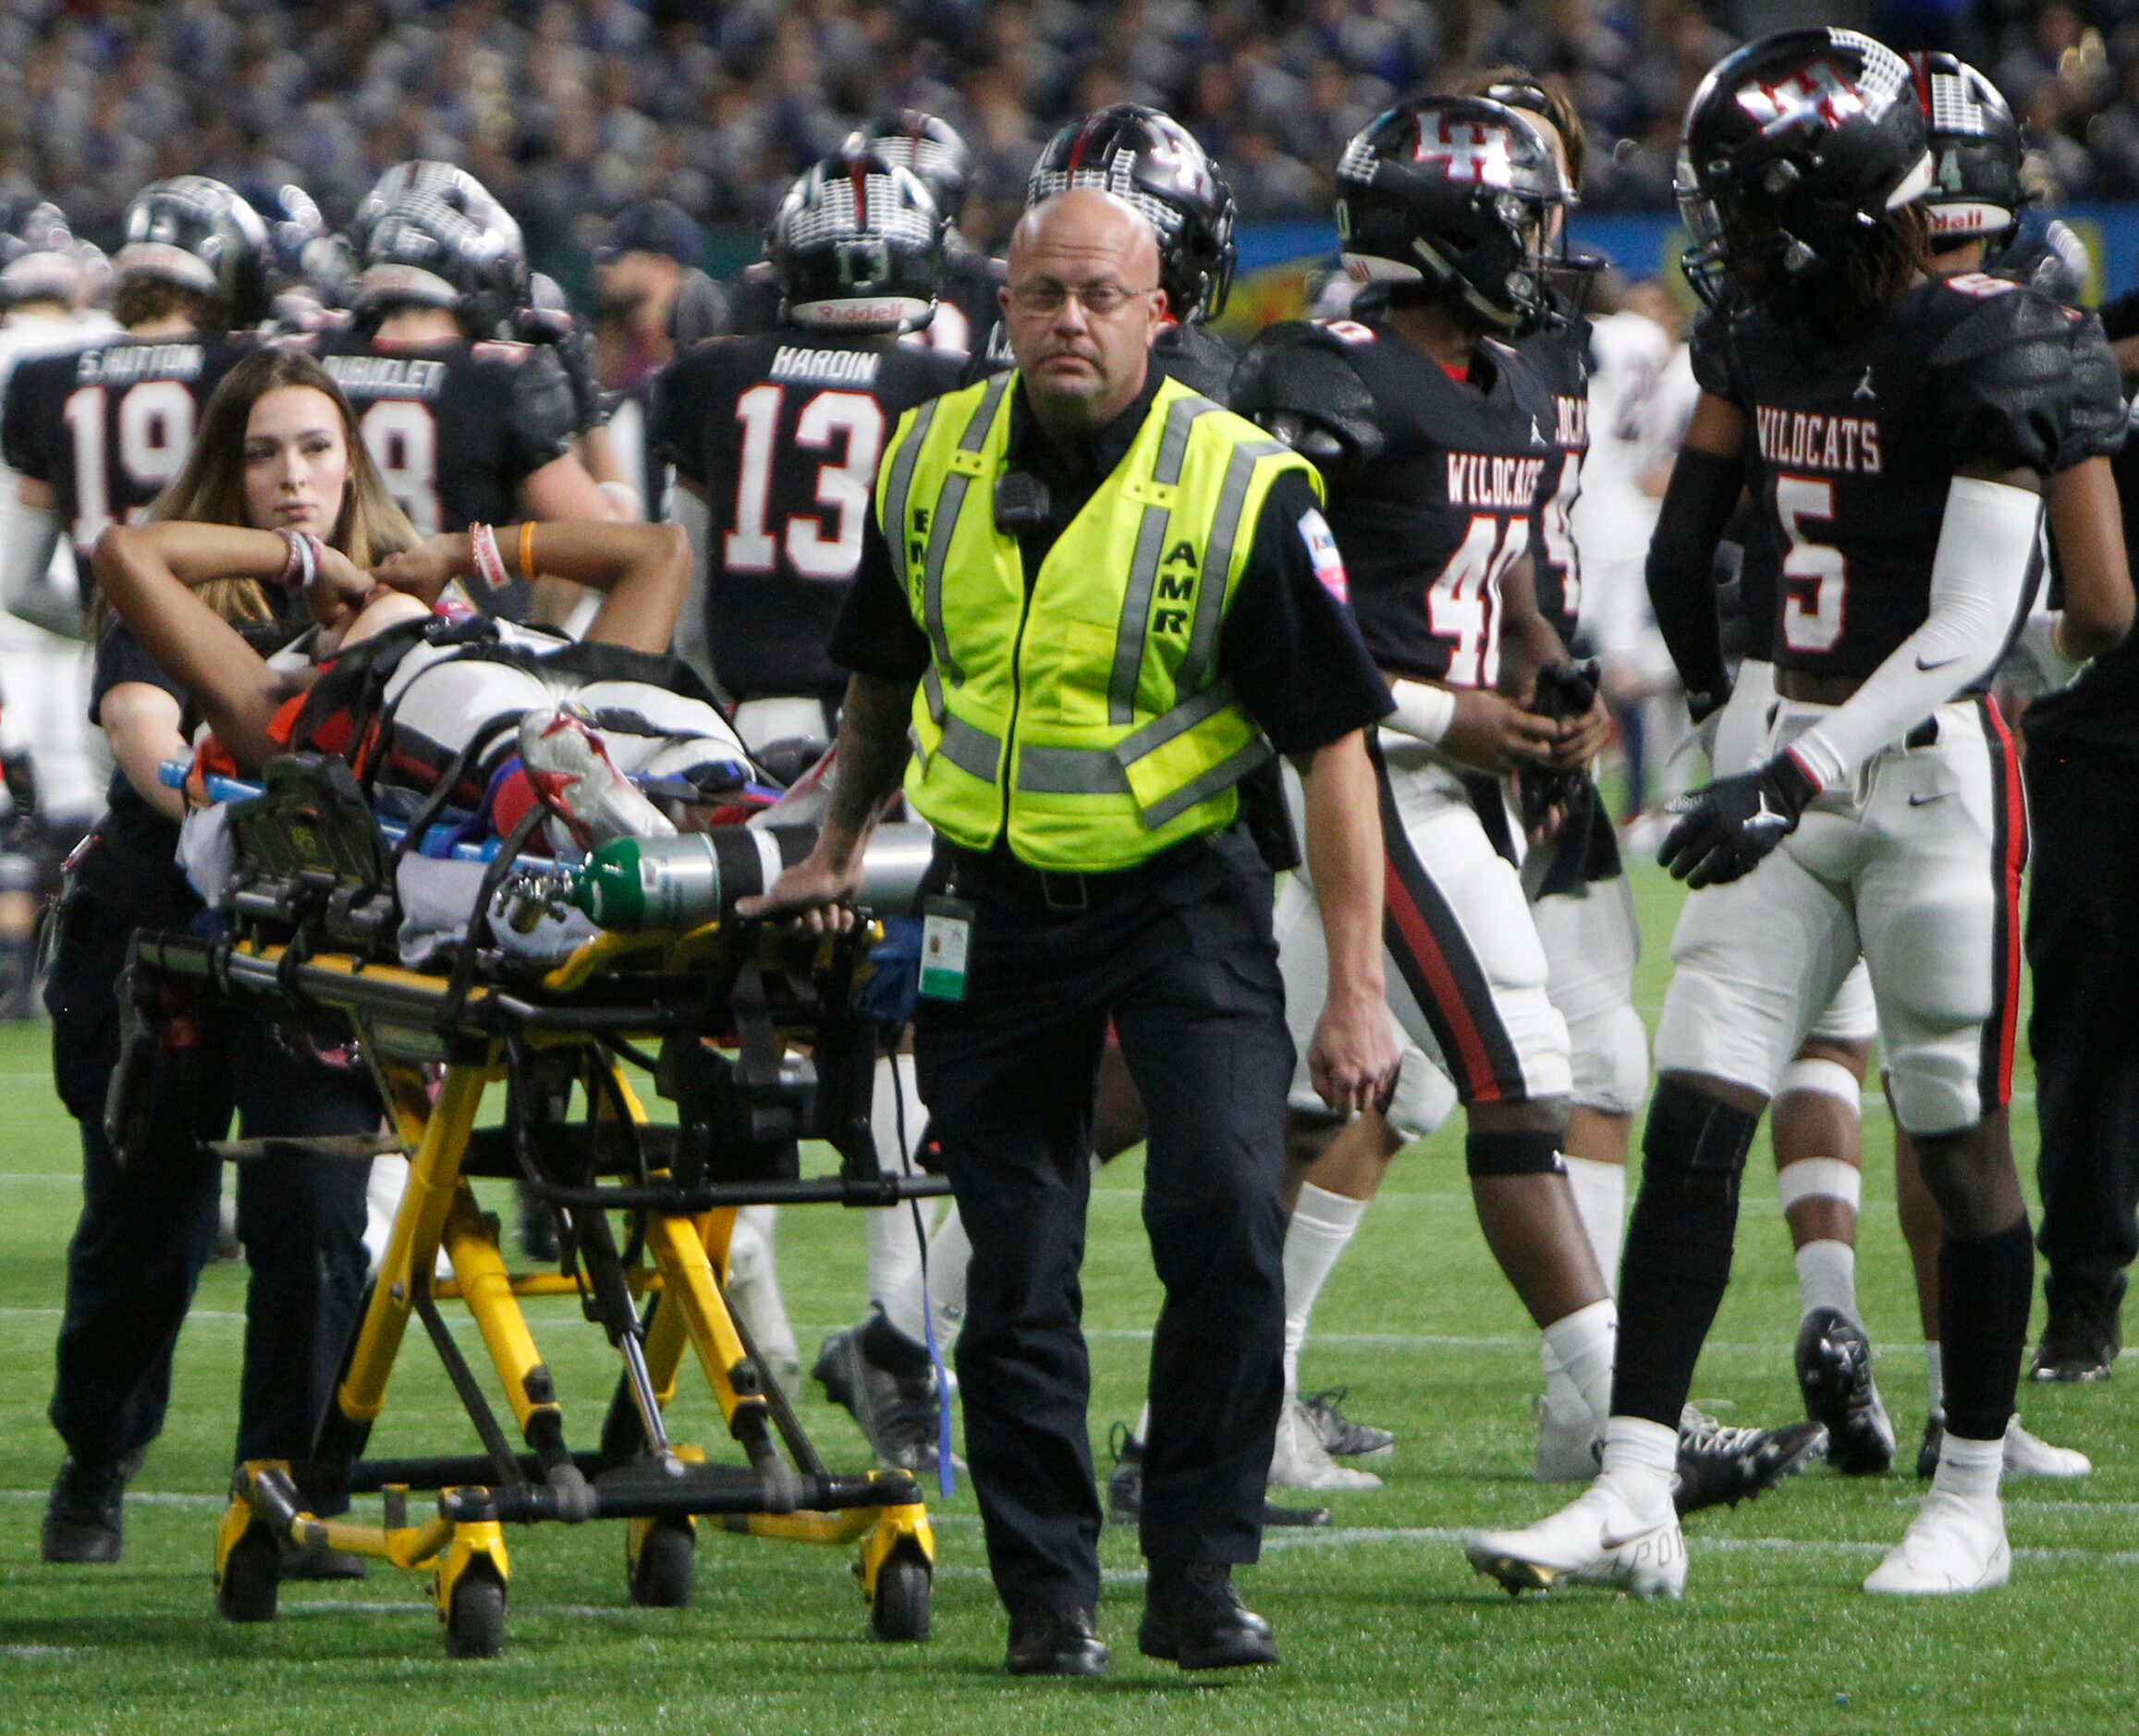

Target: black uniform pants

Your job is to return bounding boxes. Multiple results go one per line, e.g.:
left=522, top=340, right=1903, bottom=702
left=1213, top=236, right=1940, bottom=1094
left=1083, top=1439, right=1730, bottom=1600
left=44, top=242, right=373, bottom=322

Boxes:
left=2023, top=740, right=2139, bottom=1321
left=914, top=834, right=1293, bottom=1616
left=45, top=832, right=373, bottom=1476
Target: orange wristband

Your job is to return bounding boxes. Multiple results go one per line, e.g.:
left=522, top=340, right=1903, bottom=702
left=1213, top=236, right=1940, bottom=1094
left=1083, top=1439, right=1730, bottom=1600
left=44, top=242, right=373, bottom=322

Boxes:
left=518, top=520, right=536, bottom=581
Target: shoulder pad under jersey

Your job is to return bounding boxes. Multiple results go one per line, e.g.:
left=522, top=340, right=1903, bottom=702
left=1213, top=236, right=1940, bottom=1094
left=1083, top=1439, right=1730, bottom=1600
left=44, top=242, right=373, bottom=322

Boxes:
left=1229, top=321, right=1384, bottom=477
left=1687, top=309, right=1737, bottom=400
left=1926, top=277, right=2076, bottom=477
left=2062, top=311, right=2126, bottom=466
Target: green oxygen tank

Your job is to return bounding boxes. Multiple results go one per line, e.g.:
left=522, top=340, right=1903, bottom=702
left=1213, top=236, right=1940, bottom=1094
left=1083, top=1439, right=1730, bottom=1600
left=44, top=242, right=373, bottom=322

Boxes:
left=566, top=823, right=935, bottom=932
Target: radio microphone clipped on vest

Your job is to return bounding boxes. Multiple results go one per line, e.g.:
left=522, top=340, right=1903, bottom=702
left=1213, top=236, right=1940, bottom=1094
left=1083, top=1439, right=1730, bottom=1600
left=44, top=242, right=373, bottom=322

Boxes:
left=993, top=471, right=1051, bottom=532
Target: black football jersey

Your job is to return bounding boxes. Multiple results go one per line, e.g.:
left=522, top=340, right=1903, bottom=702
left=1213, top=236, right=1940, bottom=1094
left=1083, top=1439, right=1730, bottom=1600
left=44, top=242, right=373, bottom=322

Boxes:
left=1694, top=274, right=2070, bottom=681
left=1, top=333, right=251, bottom=591
left=651, top=330, right=968, bottom=702
left=1239, top=316, right=1557, bottom=688
left=730, top=245, right=1009, bottom=370
left=1512, top=302, right=1590, bottom=643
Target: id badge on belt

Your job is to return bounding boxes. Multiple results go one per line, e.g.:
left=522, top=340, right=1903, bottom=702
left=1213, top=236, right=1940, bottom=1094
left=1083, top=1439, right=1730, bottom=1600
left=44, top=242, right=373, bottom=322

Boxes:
left=918, top=895, right=975, bottom=1002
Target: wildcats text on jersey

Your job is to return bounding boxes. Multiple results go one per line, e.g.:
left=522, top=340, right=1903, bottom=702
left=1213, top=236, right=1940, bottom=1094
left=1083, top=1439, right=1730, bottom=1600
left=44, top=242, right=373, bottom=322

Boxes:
left=76, top=343, right=202, bottom=385
left=1754, top=404, right=1882, bottom=474
left=1553, top=394, right=1587, bottom=450
left=1447, top=452, right=1546, bottom=509
left=768, top=345, right=883, bottom=385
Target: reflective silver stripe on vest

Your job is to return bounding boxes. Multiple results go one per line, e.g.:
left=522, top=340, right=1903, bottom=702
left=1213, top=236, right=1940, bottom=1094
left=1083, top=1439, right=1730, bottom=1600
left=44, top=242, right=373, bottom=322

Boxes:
left=919, top=373, right=1013, bottom=686
left=1137, top=734, right=1274, bottom=830
left=1111, top=677, right=1245, bottom=769
left=1107, top=392, right=1220, bottom=725
left=881, top=394, right=939, bottom=593
left=1016, top=744, right=1132, bottom=795
left=1174, top=439, right=1290, bottom=701
left=922, top=665, right=1003, bottom=782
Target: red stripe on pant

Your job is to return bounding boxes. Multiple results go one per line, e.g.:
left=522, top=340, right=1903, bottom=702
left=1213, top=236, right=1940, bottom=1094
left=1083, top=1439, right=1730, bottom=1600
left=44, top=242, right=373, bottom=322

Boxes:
left=1979, top=698, right=2027, bottom=1113
left=1381, top=855, right=1505, bottom=1106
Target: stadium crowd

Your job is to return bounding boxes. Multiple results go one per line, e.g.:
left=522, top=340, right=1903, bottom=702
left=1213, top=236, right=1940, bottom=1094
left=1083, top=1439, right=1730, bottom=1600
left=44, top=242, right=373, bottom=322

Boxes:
left=4, top=0, right=2139, bottom=257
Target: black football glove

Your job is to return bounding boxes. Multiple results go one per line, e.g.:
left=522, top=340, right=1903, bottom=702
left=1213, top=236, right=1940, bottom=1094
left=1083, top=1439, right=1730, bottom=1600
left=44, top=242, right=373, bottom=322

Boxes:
left=514, top=301, right=607, bottom=433
left=1657, top=752, right=1817, bottom=888
left=1518, top=658, right=1600, bottom=837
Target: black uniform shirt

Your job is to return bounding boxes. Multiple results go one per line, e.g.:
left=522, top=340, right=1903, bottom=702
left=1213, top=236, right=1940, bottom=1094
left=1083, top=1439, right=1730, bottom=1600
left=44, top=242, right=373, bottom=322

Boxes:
left=1512, top=298, right=1591, bottom=643
left=833, top=364, right=1391, bottom=757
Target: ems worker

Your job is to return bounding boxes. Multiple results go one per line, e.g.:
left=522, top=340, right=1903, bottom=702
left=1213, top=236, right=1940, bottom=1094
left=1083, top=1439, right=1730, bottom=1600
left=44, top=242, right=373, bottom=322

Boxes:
left=744, top=189, right=1397, bottom=1676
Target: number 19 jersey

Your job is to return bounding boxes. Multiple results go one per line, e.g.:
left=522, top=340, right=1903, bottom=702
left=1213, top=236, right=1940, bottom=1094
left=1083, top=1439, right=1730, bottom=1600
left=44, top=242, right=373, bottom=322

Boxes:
left=651, top=330, right=967, bottom=703
left=1, top=333, right=250, bottom=591
left=1242, top=316, right=1558, bottom=689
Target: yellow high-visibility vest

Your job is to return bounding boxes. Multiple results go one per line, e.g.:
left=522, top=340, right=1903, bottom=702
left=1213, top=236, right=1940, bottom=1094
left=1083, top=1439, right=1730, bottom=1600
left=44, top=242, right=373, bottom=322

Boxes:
left=877, top=370, right=1317, bottom=871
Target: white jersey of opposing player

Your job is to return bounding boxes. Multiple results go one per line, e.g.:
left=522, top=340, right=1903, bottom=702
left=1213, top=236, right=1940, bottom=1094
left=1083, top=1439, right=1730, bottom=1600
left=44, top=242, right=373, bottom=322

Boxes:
left=1568, top=309, right=1676, bottom=567
left=0, top=304, right=120, bottom=824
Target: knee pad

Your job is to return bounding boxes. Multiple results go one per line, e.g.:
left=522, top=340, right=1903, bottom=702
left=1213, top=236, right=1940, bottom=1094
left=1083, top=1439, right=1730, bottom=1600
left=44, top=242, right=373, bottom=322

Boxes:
left=1467, top=1128, right=1564, bottom=1178
left=1885, top=1047, right=1982, bottom=1139
left=1640, top=1077, right=1760, bottom=1207
left=1568, top=1001, right=1650, bottom=1118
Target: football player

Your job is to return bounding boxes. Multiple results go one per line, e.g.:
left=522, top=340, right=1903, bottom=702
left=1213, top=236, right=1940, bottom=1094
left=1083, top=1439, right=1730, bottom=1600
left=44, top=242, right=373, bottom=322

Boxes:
left=651, top=141, right=967, bottom=1413
left=1469, top=29, right=2074, bottom=1599
left=299, top=162, right=613, bottom=623
left=729, top=112, right=1006, bottom=371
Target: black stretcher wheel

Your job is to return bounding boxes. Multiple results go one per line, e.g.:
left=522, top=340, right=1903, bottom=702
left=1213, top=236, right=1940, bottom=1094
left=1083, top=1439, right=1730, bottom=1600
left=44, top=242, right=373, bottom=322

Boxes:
left=628, top=1519, right=696, bottom=1608
left=217, top=1522, right=281, bottom=1624
left=870, top=1553, right=931, bottom=1644
left=444, top=1564, right=507, bottom=1659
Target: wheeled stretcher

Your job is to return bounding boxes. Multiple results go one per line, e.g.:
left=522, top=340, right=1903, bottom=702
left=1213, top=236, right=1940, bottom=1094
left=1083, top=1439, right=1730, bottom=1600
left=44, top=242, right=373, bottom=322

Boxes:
left=110, top=752, right=948, bottom=1657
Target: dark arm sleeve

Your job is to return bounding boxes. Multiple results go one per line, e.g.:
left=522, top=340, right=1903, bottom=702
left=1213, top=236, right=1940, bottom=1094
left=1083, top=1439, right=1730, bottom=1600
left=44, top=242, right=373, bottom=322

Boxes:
left=1644, top=445, right=1742, bottom=719
left=827, top=511, right=931, bottom=682
left=1217, top=471, right=1393, bottom=755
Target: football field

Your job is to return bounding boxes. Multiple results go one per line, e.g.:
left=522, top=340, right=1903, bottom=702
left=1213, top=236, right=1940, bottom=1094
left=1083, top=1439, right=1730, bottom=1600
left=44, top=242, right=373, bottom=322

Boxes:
left=1, top=861, right=2132, bottom=1734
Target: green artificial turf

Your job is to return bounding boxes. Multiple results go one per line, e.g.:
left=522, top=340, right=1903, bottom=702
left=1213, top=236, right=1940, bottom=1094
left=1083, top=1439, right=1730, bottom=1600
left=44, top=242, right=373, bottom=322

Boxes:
left=0, top=861, right=2131, bottom=1733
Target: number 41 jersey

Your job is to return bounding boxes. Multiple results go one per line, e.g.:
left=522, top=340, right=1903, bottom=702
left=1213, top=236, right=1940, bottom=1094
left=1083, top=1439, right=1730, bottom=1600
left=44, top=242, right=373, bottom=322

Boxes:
left=652, top=331, right=967, bottom=703
left=1238, top=316, right=1558, bottom=689
left=1, top=332, right=250, bottom=591
left=1693, top=272, right=2072, bottom=681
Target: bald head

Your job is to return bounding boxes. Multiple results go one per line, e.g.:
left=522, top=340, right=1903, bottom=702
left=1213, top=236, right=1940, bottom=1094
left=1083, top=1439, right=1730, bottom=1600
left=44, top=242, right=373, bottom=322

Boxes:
left=1001, top=189, right=1167, bottom=439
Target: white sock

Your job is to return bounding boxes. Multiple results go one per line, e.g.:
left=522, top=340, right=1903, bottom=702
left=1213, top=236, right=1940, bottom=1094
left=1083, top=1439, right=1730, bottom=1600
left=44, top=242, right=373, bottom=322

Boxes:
left=1932, top=1429, right=2002, bottom=1504
left=1135, top=1400, right=1151, bottom=1443
left=883, top=1203, right=969, bottom=1353
left=1282, top=1184, right=1368, bottom=1396
left=864, top=1053, right=930, bottom=1308
left=1925, top=1340, right=1945, bottom=1413
left=1560, top=1156, right=1626, bottom=1297
left=1540, top=1298, right=1617, bottom=1426
left=1794, top=1239, right=1859, bottom=1325
left=1598, top=1415, right=1679, bottom=1518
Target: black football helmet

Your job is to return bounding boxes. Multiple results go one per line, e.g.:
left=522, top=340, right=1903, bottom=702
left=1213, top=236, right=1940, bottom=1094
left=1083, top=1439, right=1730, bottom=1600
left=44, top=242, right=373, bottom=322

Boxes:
left=0, top=202, right=94, bottom=308
left=353, top=160, right=528, bottom=338
left=1333, top=96, right=1571, bottom=335
left=868, top=110, right=972, bottom=230
left=114, top=176, right=272, bottom=327
left=770, top=141, right=947, bottom=335
left=1909, top=52, right=2023, bottom=248
left=1026, top=104, right=1237, bottom=322
left=1675, top=28, right=1933, bottom=311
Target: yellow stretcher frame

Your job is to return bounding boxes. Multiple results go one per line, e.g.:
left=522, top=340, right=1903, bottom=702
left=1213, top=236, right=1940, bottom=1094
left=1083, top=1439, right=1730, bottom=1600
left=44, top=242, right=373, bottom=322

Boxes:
left=133, top=923, right=939, bottom=1659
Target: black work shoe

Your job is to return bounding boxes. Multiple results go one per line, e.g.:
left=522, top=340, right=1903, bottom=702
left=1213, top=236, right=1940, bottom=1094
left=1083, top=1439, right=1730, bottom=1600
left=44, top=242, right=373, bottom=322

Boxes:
left=1139, top=1561, right=1277, bottom=1670
left=1795, top=1307, right=1895, bottom=1475
left=1673, top=1408, right=1826, bottom=1516
left=2030, top=1298, right=2121, bottom=1383
left=42, top=1451, right=142, bottom=1564
left=1917, top=1410, right=1945, bottom=1481
left=1006, top=1605, right=1108, bottom=1676
left=1105, top=1425, right=1330, bottom=1530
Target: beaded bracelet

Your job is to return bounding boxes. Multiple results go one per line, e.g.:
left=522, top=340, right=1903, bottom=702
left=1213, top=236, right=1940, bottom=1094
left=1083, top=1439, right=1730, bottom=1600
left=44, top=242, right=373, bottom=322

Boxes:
left=469, top=521, right=510, bottom=593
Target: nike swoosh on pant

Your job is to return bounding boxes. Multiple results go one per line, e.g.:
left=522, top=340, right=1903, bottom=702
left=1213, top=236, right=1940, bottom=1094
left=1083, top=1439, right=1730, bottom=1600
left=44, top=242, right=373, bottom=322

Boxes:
left=1915, top=652, right=1966, bottom=671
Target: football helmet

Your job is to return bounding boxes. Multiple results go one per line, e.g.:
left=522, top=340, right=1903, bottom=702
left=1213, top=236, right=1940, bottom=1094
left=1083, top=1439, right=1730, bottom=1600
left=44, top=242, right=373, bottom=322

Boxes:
left=353, top=160, right=528, bottom=338
left=114, top=176, right=272, bottom=327
left=1027, top=104, right=1237, bottom=321
left=1910, top=52, right=2023, bottom=246
left=1676, top=28, right=1933, bottom=311
left=1333, top=96, right=1571, bottom=335
left=0, top=202, right=94, bottom=308
left=769, top=141, right=947, bottom=334
left=869, top=110, right=973, bottom=230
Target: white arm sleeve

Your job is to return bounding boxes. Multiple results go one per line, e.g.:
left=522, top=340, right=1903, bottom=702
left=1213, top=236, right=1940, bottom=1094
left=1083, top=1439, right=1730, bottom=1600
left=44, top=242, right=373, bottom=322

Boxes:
left=0, top=501, right=78, bottom=640
left=1786, top=476, right=2040, bottom=791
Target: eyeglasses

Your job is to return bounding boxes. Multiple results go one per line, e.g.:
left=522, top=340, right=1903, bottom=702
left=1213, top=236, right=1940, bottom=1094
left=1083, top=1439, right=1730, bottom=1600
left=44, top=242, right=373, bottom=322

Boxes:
left=1005, top=278, right=1160, bottom=317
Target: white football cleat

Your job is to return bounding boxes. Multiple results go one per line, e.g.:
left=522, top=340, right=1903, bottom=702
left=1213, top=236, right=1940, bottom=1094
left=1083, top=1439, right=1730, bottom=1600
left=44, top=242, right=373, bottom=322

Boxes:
left=1463, top=1479, right=1686, bottom=1599
left=1864, top=1489, right=2011, bottom=1595
left=2004, top=1420, right=2091, bottom=1479
left=1534, top=1395, right=1603, bottom=1482
left=1269, top=1395, right=1382, bottom=1491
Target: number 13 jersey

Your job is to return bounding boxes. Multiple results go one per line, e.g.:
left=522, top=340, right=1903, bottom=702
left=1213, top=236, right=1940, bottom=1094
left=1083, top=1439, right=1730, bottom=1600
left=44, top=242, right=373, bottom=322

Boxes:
left=1242, top=316, right=1558, bottom=690
left=1693, top=273, right=2072, bottom=681
left=652, top=330, right=967, bottom=704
